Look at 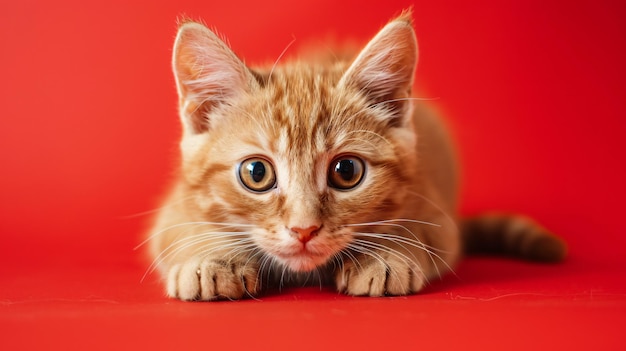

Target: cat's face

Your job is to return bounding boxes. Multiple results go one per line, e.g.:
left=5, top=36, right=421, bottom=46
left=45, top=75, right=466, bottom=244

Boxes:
left=173, top=20, right=418, bottom=272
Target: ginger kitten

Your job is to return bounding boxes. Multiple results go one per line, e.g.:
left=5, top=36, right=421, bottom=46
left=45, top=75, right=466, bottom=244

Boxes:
left=146, top=11, right=566, bottom=301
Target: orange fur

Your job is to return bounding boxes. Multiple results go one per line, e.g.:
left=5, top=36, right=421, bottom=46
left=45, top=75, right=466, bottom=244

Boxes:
left=147, top=11, right=565, bottom=301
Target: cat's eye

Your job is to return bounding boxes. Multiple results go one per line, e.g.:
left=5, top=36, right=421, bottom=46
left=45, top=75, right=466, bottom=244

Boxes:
left=328, top=156, right=365, bottom=190
left=238, top=158, right=277, bottom=193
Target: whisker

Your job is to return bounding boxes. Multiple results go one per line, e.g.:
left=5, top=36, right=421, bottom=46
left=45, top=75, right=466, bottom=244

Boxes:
left=345, top=242, right=409, bottom=285
left=370, top=96, right=440, bottom=109
left=240, top=247, right=269, bottom=295
left=347, top=219, right=450, bottom=257
left=345, top=218, right=441, bottom=228
left=407, top=191, right=459, bottom=233
left=268, top=35, right=297, bottom=84
left=119, top=195, right=198, bottom=220
left=149, top=230, right=248, bottom=263
left=352, top=232, right=440, bottom=279
left=148, top=238, right=258, bottom=286
left=142, top=232, right=253, bottom=282
left=341, top=249, right=362, bottom=273
left=278, top=263, right=289, bottom=292
left=351, top=239, right=423, bottom=279
left=197, top=240, right=258, bottom=263
left=258, top=253, right=276, bottom=290
left=350, top=223, right=447, bottom=254
left=135, top=221, right=254, bottom=250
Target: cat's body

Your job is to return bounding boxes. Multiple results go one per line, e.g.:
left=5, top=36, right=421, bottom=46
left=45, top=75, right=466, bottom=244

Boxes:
left=147, top=12, right=566, bottom=301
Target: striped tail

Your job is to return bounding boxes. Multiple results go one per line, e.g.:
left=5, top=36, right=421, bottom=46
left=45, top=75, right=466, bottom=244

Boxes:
left=461, top=214, right=567, bottom=262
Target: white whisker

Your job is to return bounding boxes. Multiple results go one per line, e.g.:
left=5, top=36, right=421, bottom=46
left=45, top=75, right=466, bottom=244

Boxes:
left=350, top=239, right=423, bottom=283
left=346, top=219, right=447, bottom=254
left=278, top=264, right=289, bottom=292
left=142, top=231, right=253, bottom=282
left=345, top=216, right=457, bottom=280
left=370, top=96, right=439, bottom=109
left=345, top=242, right=398, bottom=283
left=120, top=195, right=198, bottom=219
left=345, top=218, right=441, bottom=228
left=268, top=36, right=296, bottom=84
left=135, top=221, right=254, bottom=250
left=407, top=191, right=459, bottom=233
left=352, top=232, right=438, bottom=279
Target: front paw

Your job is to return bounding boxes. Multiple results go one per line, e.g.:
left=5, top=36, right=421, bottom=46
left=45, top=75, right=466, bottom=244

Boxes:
left=335, top=255, right=424, bottom=296
left=166, top=257, right=260, bottom=301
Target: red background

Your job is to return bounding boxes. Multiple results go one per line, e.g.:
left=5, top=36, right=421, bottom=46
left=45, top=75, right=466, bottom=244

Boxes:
left=1, top=0, right=625, bottom=349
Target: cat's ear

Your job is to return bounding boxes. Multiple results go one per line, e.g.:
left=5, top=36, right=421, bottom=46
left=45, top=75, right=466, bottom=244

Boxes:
left=338, top=12, right=418, bottom=126
left=172, top=21, right=258, bottom=134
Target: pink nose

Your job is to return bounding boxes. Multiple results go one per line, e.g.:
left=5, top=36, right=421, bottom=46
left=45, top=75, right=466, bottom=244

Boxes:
left=290, top=226, right=321, bottom=244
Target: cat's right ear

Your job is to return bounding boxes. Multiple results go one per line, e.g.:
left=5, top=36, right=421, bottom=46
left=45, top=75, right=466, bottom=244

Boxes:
left=172, top=22, right=258, bottom=135
left=337, top=12, right=418, bottom=127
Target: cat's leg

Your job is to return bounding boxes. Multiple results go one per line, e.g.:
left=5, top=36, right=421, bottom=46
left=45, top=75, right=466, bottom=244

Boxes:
left=335, top=250, right=426, bottom=296
left=166, top=256, right=261, bottom=301
left=335, top=253, right=426, bottom=296
left=334, top=217, right=460, bottom=296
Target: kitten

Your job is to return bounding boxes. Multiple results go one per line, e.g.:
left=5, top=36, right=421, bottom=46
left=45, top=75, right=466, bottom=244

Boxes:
left=146, top=11, right=567, bottom=301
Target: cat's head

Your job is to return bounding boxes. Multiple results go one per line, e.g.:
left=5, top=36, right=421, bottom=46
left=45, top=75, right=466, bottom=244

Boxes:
left=172, top=12, right=420, bottom=272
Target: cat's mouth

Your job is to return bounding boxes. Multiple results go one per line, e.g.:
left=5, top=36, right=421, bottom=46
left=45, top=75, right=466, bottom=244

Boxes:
left=261, top=228, right=342, bottom=272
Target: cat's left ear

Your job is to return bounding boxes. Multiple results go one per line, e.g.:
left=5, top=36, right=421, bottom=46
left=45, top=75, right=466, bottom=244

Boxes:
left=338, top=12, right=418, bottom=126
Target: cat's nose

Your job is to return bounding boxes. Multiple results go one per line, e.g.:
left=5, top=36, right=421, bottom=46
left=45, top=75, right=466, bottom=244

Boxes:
left=290, top=225, right=321, bottom=244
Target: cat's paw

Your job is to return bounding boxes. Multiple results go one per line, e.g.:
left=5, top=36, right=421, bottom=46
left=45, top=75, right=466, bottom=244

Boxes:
left=166, top=257, right=260, bottom=301
left=335, top=255, right=424, bottom=296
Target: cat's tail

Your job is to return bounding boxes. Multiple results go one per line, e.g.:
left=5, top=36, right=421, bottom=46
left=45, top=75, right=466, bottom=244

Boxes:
left=461, top=213, right=567, bottom=262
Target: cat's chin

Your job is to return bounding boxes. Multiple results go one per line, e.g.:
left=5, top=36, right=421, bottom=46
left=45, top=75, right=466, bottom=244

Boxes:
left=275, top=253, right=328, bottom=273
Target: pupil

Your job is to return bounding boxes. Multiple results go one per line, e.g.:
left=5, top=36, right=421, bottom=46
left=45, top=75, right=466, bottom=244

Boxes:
left=336, top=160, right=355, bottom=181
left=250, top=162, right=266, bottom=182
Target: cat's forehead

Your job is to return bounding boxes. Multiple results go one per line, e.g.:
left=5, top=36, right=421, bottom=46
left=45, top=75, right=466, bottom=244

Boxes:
left=248, top=64, right=351, bottom=150
left=263, top=63, right=344, bottom=108
left=223, top=62, right=398, bottom=163
left=255, top=63, right=373, bottom=133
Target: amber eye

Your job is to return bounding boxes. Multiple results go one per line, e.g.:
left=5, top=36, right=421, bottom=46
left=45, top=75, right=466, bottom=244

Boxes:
left=328, top=156, right=365, bottom=190
left=238, top=158, right=276, bottom=193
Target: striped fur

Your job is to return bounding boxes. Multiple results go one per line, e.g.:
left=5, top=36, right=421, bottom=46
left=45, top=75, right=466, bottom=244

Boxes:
left=146, top=11, right=566, bottom=301
left=462, top=214, right=567, bottom=262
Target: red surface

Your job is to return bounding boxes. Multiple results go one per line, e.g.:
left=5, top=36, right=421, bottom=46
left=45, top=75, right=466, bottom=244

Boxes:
left=1, top=0, right=625, bottom=350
